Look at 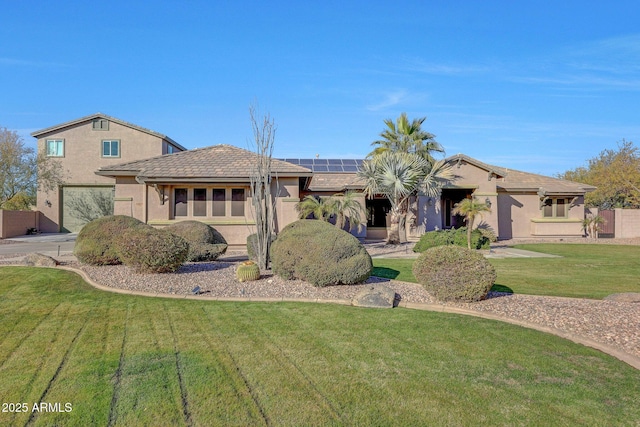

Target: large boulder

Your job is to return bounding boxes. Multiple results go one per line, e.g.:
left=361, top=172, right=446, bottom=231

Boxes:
left=23, top=253, right=58, bottom=267
left=352, top=284, right=396, bottom=308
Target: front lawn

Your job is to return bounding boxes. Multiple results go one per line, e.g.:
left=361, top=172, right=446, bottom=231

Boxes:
left=372, top=244, right=640, bottom=299
left=1, top=266, right=639, bottom=425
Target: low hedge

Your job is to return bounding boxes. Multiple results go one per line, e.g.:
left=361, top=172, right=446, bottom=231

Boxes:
left=412, top=245, right=496, bottom=302
left=74, top=215, right=147, bottom=265
left=271, top=220, right=372, bottom=287
left=413, top=227, right=491, bottom=252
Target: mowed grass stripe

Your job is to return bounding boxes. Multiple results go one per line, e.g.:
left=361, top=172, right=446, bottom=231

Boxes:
left=199, top=305, right=272, bottom=425
left=163, top=301, right=193, bottom=426
left=109, top=300, right=184, bottom=426
left=0, top=300, right=91, bottom=426
left=239, top=305, right=346, bottom=424
left=211, top=304, right=347, bottom=425
left=26, top=303, right=95, bottom=426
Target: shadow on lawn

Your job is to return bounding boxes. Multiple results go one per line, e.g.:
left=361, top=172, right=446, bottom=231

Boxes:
left=371, top=267, right=400, bottom=280
left=491, top=283, right=514, bottom=294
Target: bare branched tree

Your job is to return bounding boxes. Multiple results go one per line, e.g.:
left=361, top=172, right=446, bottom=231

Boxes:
left=0, top=127, right=66, bottom=209
left=249, top=105, right=277, bottom=270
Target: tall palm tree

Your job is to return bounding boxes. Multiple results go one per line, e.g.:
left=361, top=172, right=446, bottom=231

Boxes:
left=359, top=152, right=453, bottom=244
left=328, top=190, right=364, bottom=232
left=295, top=195, right=331, bottom=221
left=367, top=112, right=445, bottom=164
left=452, top=198, right=492, bottom=249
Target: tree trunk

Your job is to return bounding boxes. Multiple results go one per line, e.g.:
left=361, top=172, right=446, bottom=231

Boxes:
left=467, top=216, right=474, bottom=249
left=386, top=211, right=402, bottom=244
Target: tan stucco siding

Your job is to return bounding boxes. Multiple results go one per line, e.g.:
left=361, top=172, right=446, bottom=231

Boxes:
left=498, top=192, right=586, bottom=238
left=35, top=119, right=171, bottom=232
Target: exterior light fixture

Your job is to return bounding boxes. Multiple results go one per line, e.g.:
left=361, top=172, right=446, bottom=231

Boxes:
left=485, top=197, right=491, bottom=208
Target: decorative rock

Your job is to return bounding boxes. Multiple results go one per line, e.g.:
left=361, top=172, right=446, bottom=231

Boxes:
left=23, top=253, right=59, bottom=267
left=604, top=293, right=640, bottom=303
left=352, top=284, right=396, bottom=308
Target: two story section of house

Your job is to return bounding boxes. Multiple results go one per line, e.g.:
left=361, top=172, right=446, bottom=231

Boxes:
left=32, top=113, right=185, bottom=232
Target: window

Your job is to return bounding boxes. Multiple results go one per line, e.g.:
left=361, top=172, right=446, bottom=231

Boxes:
left=46, top=139, right=64, bottom=157
left=92, top=119, right=109, bottom=130
left=194, top=188, right=207, bottom=216
left=102, top=140, right=120, bottom=157
left=231, top=189, right=245, bottom=216
left=174, top=188, right=188, bottom=217
left=543, top=198, right=568, bottom=218
left=212, top=189, right=225, bottom=216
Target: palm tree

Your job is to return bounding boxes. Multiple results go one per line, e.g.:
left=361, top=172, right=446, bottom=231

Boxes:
left=358, top=151, right=453, bottom=244
left=295, top=195, right=331, bottom=221
left=328, top=191, right=364, bottom=232
left=367, top=112, right=445, bottom=164
left=452, top=198, right=492, bottom=249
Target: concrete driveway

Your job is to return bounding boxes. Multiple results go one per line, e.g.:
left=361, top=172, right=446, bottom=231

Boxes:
left=0, top=233, right=77, bottom=258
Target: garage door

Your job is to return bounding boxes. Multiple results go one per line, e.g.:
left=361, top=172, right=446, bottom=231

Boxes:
left=61, top=186, right=114, bottom=232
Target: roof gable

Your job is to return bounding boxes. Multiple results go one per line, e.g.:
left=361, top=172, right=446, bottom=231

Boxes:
left=96, top=144, right=313, bottom=182
left=446, top=153, right=594, bottom=194
left=31, top=113, right=186, bottom=150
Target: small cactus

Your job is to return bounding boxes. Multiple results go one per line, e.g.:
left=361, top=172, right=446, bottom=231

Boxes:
left=236, top=261, right=260, bottom=282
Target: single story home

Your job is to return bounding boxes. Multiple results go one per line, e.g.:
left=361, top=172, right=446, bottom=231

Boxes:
left=33, top=114, right=595, bottom=243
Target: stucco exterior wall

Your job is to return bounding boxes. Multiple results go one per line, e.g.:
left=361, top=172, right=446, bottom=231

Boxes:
left=0, top=210, right=39, bottom=238
left=35, top=119, right=174, bottom=231
left=498, top=192, right=585, bottom=238
left=615, top=209, right=640, bottom=238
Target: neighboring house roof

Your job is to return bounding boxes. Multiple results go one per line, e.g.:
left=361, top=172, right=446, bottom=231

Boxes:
left=446, top=153, right=596, bottom=195
left=30, top=113, right=187, bottom=151
left=96, top=144, right=313, bottom=183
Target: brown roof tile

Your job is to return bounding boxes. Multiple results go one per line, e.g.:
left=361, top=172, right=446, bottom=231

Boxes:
left=96, top=144, right=312, bottom=182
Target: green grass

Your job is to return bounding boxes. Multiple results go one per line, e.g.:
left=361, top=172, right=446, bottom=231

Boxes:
left=372, top=244, right=640, bottom=299
left=1, top=267, right=639, bottom=425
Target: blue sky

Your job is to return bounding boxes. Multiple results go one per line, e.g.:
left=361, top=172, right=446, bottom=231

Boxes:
left=2, top=1, right=639, bottom=176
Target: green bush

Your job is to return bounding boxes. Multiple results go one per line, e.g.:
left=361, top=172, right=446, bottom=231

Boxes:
left=246, top=233, right=276, bottom=261
left=412, top=245, right=497, bottom=302
left=271, top=220, right=372, bottom=287
left=75, top=215, right=147, bottom=265
left=116, top=227, right=189, bottom=273
left=413, top=227, right=490, bottom=252
left=165, top=221, right=227, bottom=261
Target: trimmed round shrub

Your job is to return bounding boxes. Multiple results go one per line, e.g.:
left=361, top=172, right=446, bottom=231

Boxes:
left=246, top=233, right=276, bottom=261
left=271, top=220, right=372, bottom=287
left=412, top=245, right=497, bottom=302
left=165, top=221, right=227, bottom=261
left=75, top=215, right=147, bottom=265
left=116, top=227, right=189, bottom=273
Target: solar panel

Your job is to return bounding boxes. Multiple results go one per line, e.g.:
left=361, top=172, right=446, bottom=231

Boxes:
left=280, top=159, right=365, bottom=173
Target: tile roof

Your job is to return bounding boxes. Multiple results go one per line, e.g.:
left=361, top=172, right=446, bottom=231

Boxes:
left=96, top=144, right=313, bottom=182
left=446, top=154, right=595, bottom=194
left=31, top=113, right=186, bottom=150
left=306, top=173, right=365, bottom=191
